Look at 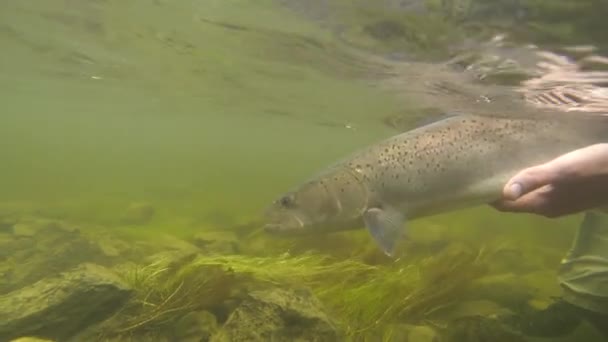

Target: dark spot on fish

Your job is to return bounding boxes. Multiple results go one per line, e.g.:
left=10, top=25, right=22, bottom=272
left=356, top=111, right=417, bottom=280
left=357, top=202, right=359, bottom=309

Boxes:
left=199, top=17, right=248, bottom=31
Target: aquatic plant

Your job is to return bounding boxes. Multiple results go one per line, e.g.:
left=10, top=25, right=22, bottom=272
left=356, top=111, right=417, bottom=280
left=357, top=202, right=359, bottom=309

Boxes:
left=100, top=253, right=237, bottom=339
left=318, top=243, right=488, bottom=337
left=100, top=240, right=490, bottom=339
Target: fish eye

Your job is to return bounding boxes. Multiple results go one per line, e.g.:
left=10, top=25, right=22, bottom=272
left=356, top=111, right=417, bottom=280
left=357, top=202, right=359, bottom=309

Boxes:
left=278, top=194, right=295, bottom=208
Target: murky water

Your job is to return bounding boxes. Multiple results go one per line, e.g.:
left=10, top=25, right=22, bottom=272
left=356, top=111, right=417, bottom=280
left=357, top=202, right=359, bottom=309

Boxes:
left=1, top=1, right=607, bottom=341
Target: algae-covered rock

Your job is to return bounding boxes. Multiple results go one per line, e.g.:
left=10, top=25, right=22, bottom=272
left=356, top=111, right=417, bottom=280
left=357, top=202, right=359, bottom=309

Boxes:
left=10, top=338, right=55, bottom=342
left=95, top=234, right=133, bottom=258
left=0, top=263, right=133, bottom=341
left=98, top=252, right=236, bottom=340
left=11, top=223, right=37, bottom=237
left=149, top=234, right=202, bottom=254
left=1, top=223, right=109, bottom=294
left=173, top=310, right=218, bottom=342
left=436, top=299, right=513, bottom=321
left=121, top=202, right=155, bottom=225
left=465, top=273, right=539, bottom=310
left=11, top=218, right=77, bottom=236
left=360, top=323, right=440, bottom=342
left=0, top=216, right=18, bottom=232
left=211, top=287, right=340, bottom=342
left=443, top=315, right=527, bottom=342
left=192, top=231, right=239, bottom=255
left=407, top=324, right=441, bottom=342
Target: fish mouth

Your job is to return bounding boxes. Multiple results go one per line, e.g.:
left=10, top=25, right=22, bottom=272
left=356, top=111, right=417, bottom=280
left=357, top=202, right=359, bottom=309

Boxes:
left=263, top=212, right=307, bottom=235
left=263, top=221, right=310, bottom=236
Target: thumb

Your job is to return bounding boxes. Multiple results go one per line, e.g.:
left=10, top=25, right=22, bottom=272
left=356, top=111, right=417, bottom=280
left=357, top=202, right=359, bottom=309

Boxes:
left=503, top=164, right=562, bottom=200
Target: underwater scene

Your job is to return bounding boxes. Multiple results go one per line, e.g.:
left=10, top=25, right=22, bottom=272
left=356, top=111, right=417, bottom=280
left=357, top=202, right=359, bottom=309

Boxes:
left=1, top=0, right=608, bottom=341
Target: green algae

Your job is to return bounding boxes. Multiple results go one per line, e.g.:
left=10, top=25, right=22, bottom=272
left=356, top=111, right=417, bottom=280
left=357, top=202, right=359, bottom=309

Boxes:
left=104, top=241, right=494, bottom=339
left=101, top=253, right=236, bottom=339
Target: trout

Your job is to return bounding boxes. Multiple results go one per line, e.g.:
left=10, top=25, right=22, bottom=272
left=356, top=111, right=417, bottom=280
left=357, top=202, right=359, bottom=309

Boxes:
left=263, top=113, right=608, bottom=256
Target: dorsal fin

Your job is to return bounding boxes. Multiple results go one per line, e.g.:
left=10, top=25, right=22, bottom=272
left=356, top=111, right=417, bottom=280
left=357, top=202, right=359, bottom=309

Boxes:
left=384, top=109, right=465, bottom=132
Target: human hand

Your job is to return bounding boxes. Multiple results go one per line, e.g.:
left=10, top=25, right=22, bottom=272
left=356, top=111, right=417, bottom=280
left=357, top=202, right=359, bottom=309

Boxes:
left=492, top=143, right=608, bottom=217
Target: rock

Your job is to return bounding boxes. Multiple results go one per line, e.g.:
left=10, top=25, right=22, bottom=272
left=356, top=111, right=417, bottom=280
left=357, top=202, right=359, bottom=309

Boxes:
left=0, top=232, right=33, bottom=257
left=7, top=217, right=79, bottom=239
left=192, top=231, right=239, bottom=254
left=0, top=216, right=17, bottom=233
left=444, top=316, right=527, bottom=342
left=366, top=324, right=440, bottom=342
left=29, top=218, right=63, bottom=230
left=487, top=245, right=543, bottom=274
left=152, top=234, right=202, bottom=254
left=97, top=240, right=121, bottom=257
left=1, top=226, right=110, bottom=294
left=121, top=202, right=155, bottom=225
left=95, top=235, right=132, bottom=258
left=0, top=263, right=133, bottom=341
left=437, top=300, right=513, bottom=321
left=11, top=223, right=36, bottom=237
left=173, top=310, right=218, bottom=342
left=0, top=233, right=34, bottom=292
left=408, top=325, right=441, bottom=342
left=10, top=338, right=55, bottom=342
left=465, top=273, right=538, bottom=310
left=211, top=288, right=340, bottom=342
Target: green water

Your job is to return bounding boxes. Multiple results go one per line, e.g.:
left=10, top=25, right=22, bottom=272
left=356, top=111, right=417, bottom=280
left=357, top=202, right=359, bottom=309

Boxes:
left=0, top=0, right=402, bottom=225
left=1, top=0, right=607, bottom=341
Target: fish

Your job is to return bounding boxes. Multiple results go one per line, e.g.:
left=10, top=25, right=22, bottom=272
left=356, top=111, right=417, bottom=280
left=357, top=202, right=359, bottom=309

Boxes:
left=263, top=113, right=608, bottom=257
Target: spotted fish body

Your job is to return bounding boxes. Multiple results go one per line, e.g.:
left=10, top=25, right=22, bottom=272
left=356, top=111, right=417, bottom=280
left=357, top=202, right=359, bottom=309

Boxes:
left=264, top=114, right=608, bottom=256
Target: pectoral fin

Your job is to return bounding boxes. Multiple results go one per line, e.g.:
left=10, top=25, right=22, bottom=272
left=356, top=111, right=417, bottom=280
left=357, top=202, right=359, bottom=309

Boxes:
left=363, top=207, right=406, bottom=257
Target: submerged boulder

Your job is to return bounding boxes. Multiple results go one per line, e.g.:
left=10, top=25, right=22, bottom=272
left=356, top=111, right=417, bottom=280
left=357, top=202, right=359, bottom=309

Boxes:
left=1, top=221, right=110, bottom=294
left=0, top=263, right=133, bottom=341
left=173, top=310, right=219, bottom=342
left=192, top=230, right=240, bottom=255
left=120, top=202, right=155, bottom=225
left=443, top=316, right=527, bottom=342
left=211, top=287, right=340, bottom=342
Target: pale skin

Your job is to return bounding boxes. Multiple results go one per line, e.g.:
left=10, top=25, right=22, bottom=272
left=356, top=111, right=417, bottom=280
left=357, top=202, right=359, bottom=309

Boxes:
left=492, top=143, right=608, bottom=218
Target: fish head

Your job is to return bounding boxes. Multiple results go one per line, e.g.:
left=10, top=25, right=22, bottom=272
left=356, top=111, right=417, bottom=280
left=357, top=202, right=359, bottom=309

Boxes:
left=264, top=169, right=367, bottom=235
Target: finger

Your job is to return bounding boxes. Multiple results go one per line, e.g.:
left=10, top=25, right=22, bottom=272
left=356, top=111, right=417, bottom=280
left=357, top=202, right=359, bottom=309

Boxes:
left=493, top=181, right=608, bottom=218
left=491, top=192, right=550, bottom=214
left=503, top=165, right=562, bottom=200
